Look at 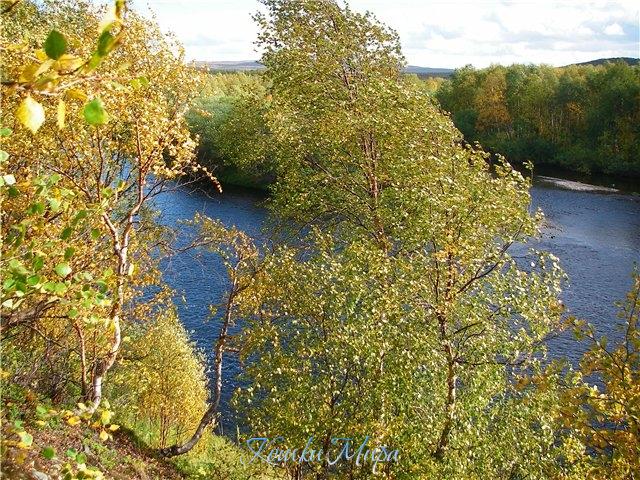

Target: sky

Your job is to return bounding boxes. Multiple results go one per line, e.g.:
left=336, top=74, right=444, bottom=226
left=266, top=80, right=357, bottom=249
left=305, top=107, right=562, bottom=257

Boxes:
left=130, top=0, right=640, bottom=68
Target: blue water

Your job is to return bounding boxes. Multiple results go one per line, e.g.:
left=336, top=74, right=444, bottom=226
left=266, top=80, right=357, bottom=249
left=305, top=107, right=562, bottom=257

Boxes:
left=530, top=177, right=640, bottom=362
left=154, top=177, right=640, bottom=429
left=153, top=185, right=267, bottom=431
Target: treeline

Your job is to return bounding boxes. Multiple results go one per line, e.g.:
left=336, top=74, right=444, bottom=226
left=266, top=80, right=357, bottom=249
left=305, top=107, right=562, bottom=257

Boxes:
left=186, top=72, right=272, bottom=189
left=189, top=62, right=640, bottom=184
left=436, top=62, right=640, bottom=176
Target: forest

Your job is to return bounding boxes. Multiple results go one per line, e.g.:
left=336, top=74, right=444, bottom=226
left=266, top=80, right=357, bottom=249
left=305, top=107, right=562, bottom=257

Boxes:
left=188, top=64, right=640, bottom=186
left=1, top=1, right=638, bottom=479
left=436, top=62, right=640, bottom=177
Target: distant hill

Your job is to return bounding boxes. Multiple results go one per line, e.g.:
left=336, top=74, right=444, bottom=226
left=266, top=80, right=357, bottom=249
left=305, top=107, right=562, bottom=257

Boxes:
left=565, top=57, right=639, bottom=67
left=404, top=65, right=454, bottom=77
left=194, top=60, right=264, bottom=71
left=195, top=60, right=455, bottom=77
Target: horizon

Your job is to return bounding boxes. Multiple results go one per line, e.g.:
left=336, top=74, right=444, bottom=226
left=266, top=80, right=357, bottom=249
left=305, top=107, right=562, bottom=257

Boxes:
left=130, top=0, right=639, bottom=69
left=193, top=57, right=639, bottom=70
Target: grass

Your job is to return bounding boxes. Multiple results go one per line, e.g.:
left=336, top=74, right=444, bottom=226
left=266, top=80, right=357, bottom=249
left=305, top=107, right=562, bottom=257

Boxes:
left=0, top=380, right=283, bottom=479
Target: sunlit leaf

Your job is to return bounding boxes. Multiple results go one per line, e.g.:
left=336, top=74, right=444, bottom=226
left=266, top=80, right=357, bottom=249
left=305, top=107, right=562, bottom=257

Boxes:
left=2, top=174, right=16, bottom=186
left=55, top=54, right=84, bottom=72
left=98, top=5, right=118, bottom=33
left=66, top=89, right=88, bottom=101
left=83, top=98, right=109, bottom=125
left=16, top=96, right=46, bottom=133
left=17, top=431, right=33, bottom=449
left=67, top=416, right=81, bottom=426
left=54, top=262, right=72, bottom=278
left=57, top=100, right=66, bottom=129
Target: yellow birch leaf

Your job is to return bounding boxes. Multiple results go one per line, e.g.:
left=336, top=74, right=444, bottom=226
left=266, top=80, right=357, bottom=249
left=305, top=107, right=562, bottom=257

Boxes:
left=19, top=64, right=39, bottom=83
left=16, top=96, right=45, bottom=134
left=100, top=409, right=112, bottom=424
left=57, top=99, right=66, bottom=129
left=55, top=54, right=84, bottom=72
left=67, top=416, right=81, bottom=426
left=35, top=49, right=48, bottom=61
left=66, top=89, right=88, bottom=101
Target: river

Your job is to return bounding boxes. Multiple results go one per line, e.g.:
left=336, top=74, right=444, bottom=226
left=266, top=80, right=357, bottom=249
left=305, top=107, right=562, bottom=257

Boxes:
left=154, top=174, right=640, bottom=430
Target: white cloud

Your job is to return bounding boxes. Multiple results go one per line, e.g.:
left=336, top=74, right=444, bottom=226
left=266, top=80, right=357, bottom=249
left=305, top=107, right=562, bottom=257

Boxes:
left=130, top=0, right=640, bottom=67
left=604, top=22, right=625, bottom=35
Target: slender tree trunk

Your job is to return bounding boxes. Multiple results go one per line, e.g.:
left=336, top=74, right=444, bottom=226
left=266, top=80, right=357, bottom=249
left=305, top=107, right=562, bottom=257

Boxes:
left=434, top=255, right=457, bottom=460
left=86, top=214, right=129, bottom=412
left=73, top=321, right=88, bottom=398
left=160, top=278, right=237, bottom=457
left=434, top=332, right=456, bottom=459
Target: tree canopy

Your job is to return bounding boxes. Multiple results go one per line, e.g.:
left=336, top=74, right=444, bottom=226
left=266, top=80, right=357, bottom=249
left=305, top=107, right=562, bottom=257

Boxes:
left=437, top=63, right=640, bottom=176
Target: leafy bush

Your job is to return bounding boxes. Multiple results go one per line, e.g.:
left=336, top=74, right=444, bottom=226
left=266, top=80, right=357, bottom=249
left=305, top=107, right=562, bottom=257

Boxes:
left=110, top=309, right=209, bottom=450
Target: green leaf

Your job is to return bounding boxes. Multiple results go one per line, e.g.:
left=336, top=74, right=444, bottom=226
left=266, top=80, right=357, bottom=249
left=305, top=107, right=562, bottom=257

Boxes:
left=36, top=405, right=49, bottom=415
left=83, top=98, right=109, bottom=126
left=0, top=127, right=12, bottom=137
left=54, top=262, right=72, bottom=278
left=42, top=446, right=56, bottom=460
left=64, top=247, right=75, bottom=260
left=48, top=197, right=62, bottom=211
left=16, top=96, right=45, bottom=134
left=67, top=308, right=79, bottom=319
left=130, top=76, right=149, bottom=90
left=0, top=150, right=8, bottom=163
left=44, top=30, right=67, bottom=60
left=61, top=226, right=73, bottom=240
left=30, top=202, right=45, bottom=215
left=73, top=210, right=88, bottom=224
left=33, top=256, right=44, bottom=271
left=97, top=31, right=117, bottom=57
left=86, top=52, right=103, bottom=71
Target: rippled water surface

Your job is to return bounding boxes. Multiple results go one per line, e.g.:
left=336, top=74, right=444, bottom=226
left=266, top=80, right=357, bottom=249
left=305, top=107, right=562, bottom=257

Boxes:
left=154, top=177, right=640, bottom=428
left=530, top=176, right=640, bottom=361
